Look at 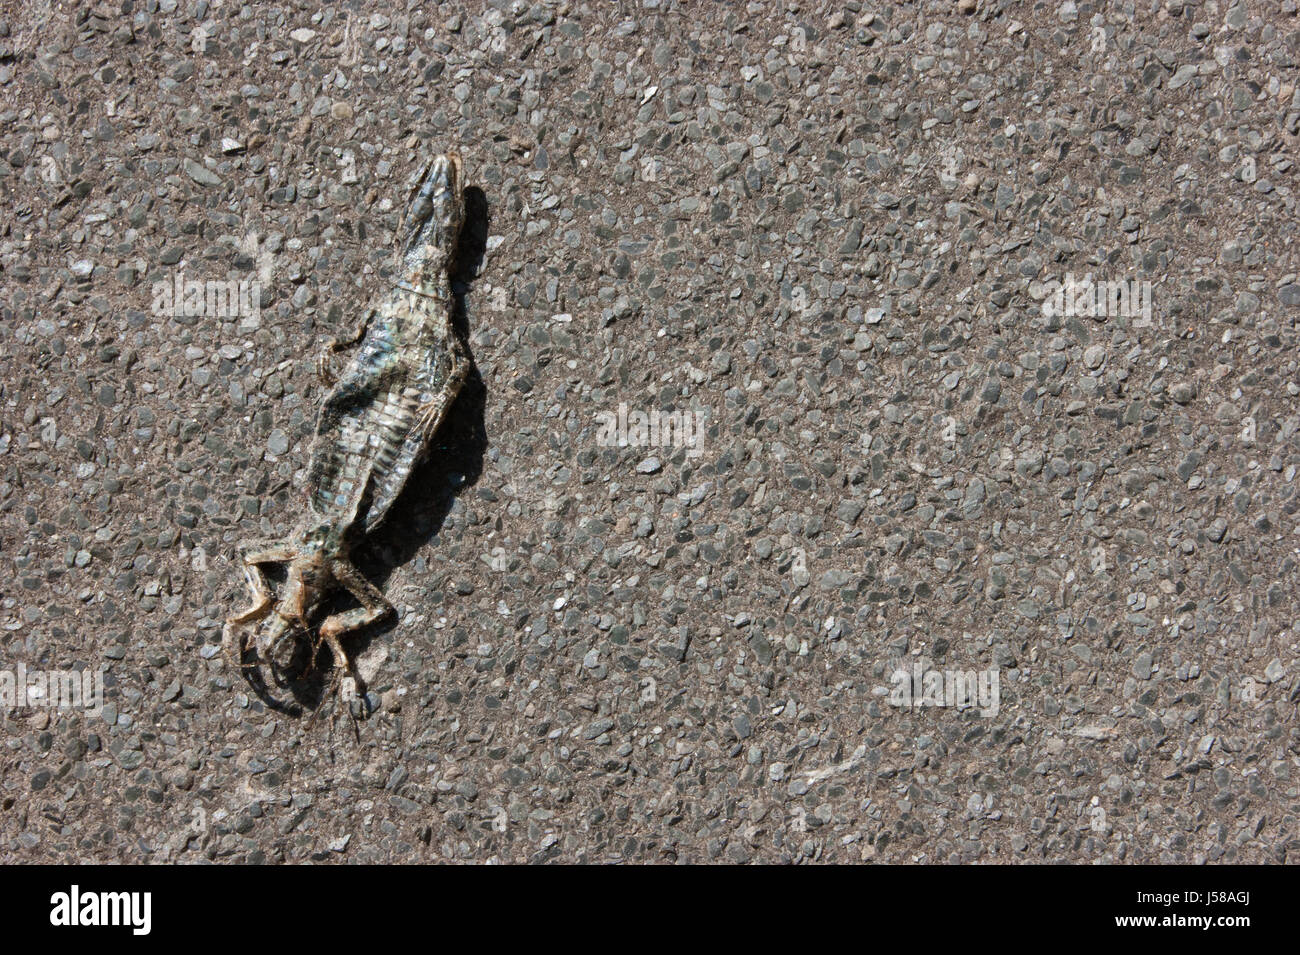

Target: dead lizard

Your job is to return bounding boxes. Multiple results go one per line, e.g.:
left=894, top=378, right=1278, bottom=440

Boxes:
left=223, top=153, right=470, bottom=706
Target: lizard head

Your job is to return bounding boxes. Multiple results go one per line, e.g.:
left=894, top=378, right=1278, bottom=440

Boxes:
left=398, top=153, right=465, bottom=295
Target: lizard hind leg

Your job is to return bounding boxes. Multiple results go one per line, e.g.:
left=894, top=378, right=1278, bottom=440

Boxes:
left=315, top=557, right=396, bottom=713
left=223, top=617, right=267, bottom=670
left=223, top=541, right=297, bottom=668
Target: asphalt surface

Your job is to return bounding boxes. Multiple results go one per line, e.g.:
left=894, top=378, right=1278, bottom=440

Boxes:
left=1, top=0, right=1299, bottom=863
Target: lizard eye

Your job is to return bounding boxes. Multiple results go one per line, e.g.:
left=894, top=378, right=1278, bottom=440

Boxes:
left=409, top=196, right=433, bottom=224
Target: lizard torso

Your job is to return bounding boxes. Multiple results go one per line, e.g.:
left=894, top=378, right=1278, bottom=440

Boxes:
left=306, top=285, right=467, bottom=538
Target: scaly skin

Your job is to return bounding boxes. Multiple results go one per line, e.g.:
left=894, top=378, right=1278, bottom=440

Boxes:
left=223, top=154, right=469, bottom=706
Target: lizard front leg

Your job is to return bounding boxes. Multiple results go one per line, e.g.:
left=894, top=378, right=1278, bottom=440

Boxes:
left=317, top=309, right=375, bottom=386
left=415, top=346, right=469, bottom=436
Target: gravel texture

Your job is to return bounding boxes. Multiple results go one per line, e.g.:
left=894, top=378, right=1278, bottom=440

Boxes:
left=2, top=0, right=1300, bottom=864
